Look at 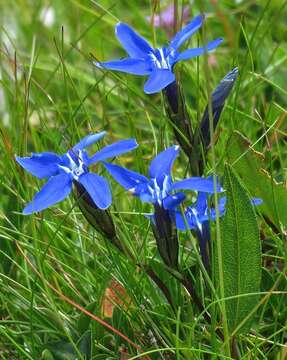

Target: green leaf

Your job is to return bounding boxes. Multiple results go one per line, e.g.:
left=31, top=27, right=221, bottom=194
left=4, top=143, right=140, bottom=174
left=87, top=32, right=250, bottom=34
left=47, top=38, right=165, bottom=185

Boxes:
left=41, top=349, right=54, bottom=360
left=77, top=301, right=98, bottom=335
left=219, top=164, right=261, bottom=334
left=46, top=341, right=76, bottom=360
left=227, top=131, right=287, bottom=230
left=46, top=333, right=92, bottom=360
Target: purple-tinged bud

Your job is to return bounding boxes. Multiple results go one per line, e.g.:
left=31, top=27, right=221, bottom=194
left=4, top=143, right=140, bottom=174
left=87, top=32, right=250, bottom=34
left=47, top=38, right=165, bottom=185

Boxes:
left=152, top=203, right=179, bottom=270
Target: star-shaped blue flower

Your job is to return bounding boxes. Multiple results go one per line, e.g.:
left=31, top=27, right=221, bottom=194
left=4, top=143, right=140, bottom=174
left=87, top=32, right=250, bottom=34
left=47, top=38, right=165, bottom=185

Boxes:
left=16, top=132, right=138, bottom=214
left=104, top=145, right=223, bottom=211
left=95, top=15, right=222, bottom=94
left=175, top=192, right=262, bottom=232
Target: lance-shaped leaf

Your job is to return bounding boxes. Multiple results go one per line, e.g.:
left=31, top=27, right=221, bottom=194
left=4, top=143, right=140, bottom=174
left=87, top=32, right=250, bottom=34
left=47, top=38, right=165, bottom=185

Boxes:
left=227, top=131, right=287, bottom=230
left=217, top=164, right=261, bottom=334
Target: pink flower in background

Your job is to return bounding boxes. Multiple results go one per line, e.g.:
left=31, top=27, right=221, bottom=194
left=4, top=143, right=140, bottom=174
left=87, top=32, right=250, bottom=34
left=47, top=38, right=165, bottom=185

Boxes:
left=208, top=53, right=218, bottom=68
left=147, top=5, right=189, bottom=36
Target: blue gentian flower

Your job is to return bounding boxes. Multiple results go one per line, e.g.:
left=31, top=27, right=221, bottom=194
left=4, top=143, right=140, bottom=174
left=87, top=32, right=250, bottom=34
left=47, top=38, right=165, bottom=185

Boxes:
left=175, top=192, right=223, bottom=232
left=103, top=145, right=222, bottom=211
left=175, top=193, right=262, bottom=232
left=16, top=132, right=138, bottom=214
left=175, top=191, right=262, bottom=269
left=95, top=15, right=222, bottom=94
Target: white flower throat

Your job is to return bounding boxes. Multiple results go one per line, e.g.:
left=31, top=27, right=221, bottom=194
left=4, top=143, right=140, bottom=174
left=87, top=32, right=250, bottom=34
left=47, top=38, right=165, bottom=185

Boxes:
left=149, top=48, right=171, bottom=70
left=59, top=150, right=87, bottom=180
left=148, top=175, right=170, bottom=205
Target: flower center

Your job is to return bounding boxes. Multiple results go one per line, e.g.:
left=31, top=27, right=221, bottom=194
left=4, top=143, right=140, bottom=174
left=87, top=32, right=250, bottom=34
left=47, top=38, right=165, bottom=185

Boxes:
left=148, top=175, right=171, bottom=205
left=149, top=48, right=171, bottom=70
left=59, top=150, right=88, bottom=180
left=189, top=207, right=203, bottom=233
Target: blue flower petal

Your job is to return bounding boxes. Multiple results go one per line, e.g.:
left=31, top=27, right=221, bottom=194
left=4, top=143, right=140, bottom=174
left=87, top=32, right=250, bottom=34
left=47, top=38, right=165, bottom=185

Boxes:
left=175, top=210, right=196, bottom=231
left=252, top=198, right=262, bottom=206
left=95, top=58, right=151, bottom=75
left=169, top=14, right=204, bottom=51
left=149, top=145, right=179, bottom=179
left=143, top=69, right=175, bottom=94
left=210, top=197, right=226, bottom=220
left=78, top=173, right=111, bottom=210
left=172, top=177, right=223, bottom=193
left=162, top=192, right=185, bottom=210
left=16, top=152, right=61, bottom=179
left=23, top=173, right=72, bottom=215
left=73, top=132, right=106, bottom=151
left=138, top=187, right=154, bottom=203
left=175, top=38, right=223, bottom=62
left=89, top=139, right=138, bottom=164
left=218, top=196, right=227, bottom=214
left=103, top=162, right=148, bottom=190
left=115, top=22, right=153, bottom=58
left=195, top=192, right=208, bottom=216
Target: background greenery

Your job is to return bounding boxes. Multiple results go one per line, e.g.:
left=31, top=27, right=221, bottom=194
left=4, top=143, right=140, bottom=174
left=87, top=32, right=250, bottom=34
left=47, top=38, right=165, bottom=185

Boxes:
left=0, top=0, right=286, bottom=359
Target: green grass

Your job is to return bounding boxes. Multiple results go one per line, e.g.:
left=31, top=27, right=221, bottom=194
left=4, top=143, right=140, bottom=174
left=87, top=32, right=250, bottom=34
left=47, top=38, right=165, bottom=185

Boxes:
left=1, top=0, right=287, bottom=359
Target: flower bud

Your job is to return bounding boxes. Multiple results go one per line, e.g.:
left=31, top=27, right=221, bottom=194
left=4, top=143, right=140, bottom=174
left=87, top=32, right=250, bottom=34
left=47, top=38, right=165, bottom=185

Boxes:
left=152, top=203, right=179, bottom=269
left=163, top=81, right=193, bottom=158
left=73, top=182, right=122, bottom=250
left=190, top=68, right=238, bottom=175
left=199, top=67, right=238, bottom=148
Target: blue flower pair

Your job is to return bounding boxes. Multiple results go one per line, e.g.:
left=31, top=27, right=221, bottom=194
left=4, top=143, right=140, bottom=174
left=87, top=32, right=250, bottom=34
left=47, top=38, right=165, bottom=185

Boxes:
left=95, top=15, right=222, bottom=94
left=16, top=134, right=222, bottom=228
left=104, top=147, right=262, bottom=233
left=103, top=146, right=225, bottom=231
